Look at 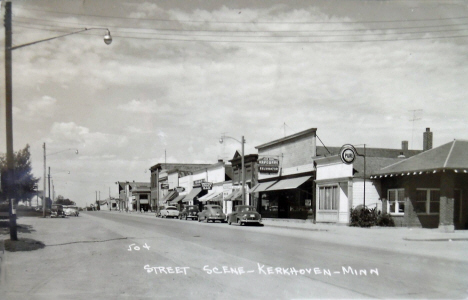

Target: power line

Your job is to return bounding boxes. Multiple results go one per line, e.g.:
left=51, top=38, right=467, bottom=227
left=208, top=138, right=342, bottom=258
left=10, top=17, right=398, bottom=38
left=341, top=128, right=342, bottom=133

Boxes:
left=13, top=16, right=468, bottom=34
left=12, top=24, right=468, bottom=44
left=16, top=6, right=468, bottom=25
left=13, top=22, right=468, bottom=39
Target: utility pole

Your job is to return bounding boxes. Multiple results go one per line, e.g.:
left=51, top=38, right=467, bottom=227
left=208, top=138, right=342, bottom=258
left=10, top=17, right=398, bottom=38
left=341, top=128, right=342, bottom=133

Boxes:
left=48, top=167, right=51, bottom=206
left=43, top=143, right=47, bottom=217
left=5, top=0, right=17, bottom=240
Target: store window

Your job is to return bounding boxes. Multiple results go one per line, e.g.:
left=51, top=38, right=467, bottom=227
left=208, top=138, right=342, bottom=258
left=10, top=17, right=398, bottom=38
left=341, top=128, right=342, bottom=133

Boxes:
left=415, top=189, right=440, bottom=214
left=388, top=189, right=405, bottom=215
left=319, top=185, right=339, bottom=211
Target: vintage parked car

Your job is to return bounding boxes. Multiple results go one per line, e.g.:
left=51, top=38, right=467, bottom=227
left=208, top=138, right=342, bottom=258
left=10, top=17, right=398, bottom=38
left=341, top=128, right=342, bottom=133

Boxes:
left=50, top=204, right=66, bottom=218
left=179, top=205, right=199, bottom=220
left=159, top=206, right=179, bottom=218
left=227, top=205, right=262, bottom=226
left=63, top=206, right=79, bottom=217
left=198, top=205, right=226, bottom=223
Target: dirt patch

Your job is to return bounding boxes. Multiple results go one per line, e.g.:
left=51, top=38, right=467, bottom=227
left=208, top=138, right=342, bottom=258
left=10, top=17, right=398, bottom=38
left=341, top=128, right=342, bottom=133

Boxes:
left=4, top=238, right=45, bottom=252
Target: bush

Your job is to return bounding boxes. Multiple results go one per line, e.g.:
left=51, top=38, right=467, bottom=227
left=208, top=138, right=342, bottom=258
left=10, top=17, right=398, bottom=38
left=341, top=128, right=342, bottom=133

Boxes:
left=376, top=213, right=395, bottom=227
left=349, top=207, right=378, bottom=227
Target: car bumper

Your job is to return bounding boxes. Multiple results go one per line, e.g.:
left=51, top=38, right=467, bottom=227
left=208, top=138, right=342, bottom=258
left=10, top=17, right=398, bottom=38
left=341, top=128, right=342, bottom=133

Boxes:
left=207, top=217, right=225, bottom=221
left=241, top=219, right=262, bottom=223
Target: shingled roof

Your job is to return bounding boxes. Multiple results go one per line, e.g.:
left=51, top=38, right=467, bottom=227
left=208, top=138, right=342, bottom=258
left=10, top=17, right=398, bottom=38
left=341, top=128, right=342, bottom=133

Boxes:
left=371, top=140, right=468, bottom=176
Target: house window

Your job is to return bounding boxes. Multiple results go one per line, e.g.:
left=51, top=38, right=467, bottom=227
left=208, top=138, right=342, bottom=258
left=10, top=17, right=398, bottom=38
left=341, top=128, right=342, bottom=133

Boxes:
left=388, top=189, right=405, bottom=214
left=415, top=189, right=440, bottom=214
left=319, top=186, right=339, bottom=210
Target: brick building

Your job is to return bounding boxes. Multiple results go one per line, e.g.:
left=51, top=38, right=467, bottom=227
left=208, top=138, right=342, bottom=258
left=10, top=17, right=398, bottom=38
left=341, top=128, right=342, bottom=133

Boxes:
left=371, top=139, right=468, bottom=231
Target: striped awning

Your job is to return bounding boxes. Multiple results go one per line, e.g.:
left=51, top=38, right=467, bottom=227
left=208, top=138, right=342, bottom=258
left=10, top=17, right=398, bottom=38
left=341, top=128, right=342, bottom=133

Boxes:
left=250, top=181, right=277, bottom=193
left=224, top=189, right=242, bottom=201
left=169, top=195, right=186, bottom=205
left=182, top=187, right=202, bottom=203
left=163, top=191, right=178, bottom=203
left=266, top=176, right=311, bottom=192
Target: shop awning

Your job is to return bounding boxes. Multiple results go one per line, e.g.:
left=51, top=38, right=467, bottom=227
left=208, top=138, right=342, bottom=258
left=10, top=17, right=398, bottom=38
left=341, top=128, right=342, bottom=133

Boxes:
left=163, top=191, right=178, bottom=203
left=182, top=187, right=202, bottom=203
left=210, top=193, right=223, bottom=202
left=169, top=195, right=185, bottom=205
left=266, top=176, right=312, bottom=192
left=250, top=181, right=277, bottom=193
left=224, top=189, right=242, bottom=201
left=198, top=192, right=212, bottom=202
left=199, top=191, right=223, bottom=202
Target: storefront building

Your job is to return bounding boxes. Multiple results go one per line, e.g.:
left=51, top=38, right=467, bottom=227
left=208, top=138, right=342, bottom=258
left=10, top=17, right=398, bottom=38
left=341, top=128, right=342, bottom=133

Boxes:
left=371, top=139, right=468, bottom=231
left=224, top=152, right=258, bottom=215
left=149, top=163, right=210, bottom=211
left=181, top=160, right=232, bottom=211
left=251, top=128, right=317, bottom=220
left=130, top=182, right=151, bottom=212
left=314, top=155, right=402, bottom=224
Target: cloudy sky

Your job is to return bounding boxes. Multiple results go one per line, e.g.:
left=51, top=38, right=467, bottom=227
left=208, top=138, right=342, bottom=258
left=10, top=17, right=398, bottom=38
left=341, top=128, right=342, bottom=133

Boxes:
left=1, top=0, right=467, bottom=207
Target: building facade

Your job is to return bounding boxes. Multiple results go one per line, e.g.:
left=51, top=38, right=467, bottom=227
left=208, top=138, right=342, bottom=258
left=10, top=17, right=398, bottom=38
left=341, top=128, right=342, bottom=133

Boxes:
left=251, top=128, right=317, bottom=220
left=372, top=139, right=468, bottom=231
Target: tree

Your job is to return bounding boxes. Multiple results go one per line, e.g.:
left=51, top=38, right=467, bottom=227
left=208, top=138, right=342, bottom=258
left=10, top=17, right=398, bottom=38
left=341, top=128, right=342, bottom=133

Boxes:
left=55, top=196, right=75, bottom=206
left=0, top=144, right=40, bottom=203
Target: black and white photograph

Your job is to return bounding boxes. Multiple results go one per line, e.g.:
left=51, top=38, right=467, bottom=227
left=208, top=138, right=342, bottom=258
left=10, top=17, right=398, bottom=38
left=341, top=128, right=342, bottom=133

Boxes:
left=0, top=0, right=467, bottom=299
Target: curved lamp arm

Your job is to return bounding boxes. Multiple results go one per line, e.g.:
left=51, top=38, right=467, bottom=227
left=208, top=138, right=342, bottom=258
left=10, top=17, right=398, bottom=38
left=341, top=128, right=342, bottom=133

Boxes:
left=219, top=135, right=245, bottom=145
left=10, top=28, right=112, bottom=51
left=47, top=148, right=79, bottom=157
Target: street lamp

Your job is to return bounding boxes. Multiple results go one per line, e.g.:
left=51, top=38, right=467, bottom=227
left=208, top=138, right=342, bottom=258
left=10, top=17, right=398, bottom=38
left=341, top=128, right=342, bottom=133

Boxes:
left=43, top=145, right=78, bottom=217
left=3, top=1, right=112, bottom=237
left=219, top=135, right=246, bottom=205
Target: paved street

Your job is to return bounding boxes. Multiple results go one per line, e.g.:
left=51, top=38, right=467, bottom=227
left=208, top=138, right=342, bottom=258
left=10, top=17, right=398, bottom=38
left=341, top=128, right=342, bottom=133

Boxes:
left=1, top=212, right=467, bottom=300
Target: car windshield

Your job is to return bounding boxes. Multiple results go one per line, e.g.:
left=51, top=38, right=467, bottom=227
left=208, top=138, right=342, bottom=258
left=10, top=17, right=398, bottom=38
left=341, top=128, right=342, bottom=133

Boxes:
left=186, top=206, right=198, bottom=210
left=167, top=207, right=177, bottom=210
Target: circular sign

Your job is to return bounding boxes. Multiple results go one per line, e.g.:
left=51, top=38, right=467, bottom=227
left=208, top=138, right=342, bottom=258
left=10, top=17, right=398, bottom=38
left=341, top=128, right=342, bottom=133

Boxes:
left=340, top=144, right=357, bottom=165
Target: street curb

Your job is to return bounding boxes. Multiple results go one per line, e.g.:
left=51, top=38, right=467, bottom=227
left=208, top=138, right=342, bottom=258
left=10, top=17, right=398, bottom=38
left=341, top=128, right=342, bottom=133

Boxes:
left=403, top=238, right=468, bottom=242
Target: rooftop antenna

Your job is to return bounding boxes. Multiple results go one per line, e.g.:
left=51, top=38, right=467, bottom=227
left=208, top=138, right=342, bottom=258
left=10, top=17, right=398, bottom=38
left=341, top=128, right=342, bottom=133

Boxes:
left=409, top=109, right=423, bottom=149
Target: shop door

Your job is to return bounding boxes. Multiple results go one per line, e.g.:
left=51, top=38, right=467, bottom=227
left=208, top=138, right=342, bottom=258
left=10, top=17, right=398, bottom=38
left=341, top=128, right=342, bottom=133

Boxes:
left=278, top=199, right=289, bottom=218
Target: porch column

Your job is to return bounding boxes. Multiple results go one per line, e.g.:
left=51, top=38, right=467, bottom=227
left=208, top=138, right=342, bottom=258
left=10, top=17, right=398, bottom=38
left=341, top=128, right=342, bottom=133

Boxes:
left=439, top=171, right=455, bottom=233
left=381, top=198, right=388, bottom=214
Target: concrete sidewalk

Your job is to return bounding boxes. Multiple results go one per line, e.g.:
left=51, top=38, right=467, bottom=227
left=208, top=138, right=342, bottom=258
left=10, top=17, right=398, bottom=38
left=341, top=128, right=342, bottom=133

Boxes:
left=260, top=218, right=468, bottom=241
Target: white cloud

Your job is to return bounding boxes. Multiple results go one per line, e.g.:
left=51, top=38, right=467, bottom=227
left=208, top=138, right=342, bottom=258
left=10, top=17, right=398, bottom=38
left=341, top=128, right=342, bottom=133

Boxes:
left=117, top=99, right=172, bottom=114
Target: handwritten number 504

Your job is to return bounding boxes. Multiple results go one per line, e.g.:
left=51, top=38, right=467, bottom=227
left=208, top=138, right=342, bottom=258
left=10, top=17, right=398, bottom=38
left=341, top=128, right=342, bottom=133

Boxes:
left=128, top=243, right=150, bottom=251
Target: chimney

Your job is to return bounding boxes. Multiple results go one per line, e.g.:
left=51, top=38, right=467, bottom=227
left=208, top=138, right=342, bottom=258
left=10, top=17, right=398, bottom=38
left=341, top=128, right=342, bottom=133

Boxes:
left=423, top=128, right=433, bottom=151
left=401, top=141, right=408, bottom=151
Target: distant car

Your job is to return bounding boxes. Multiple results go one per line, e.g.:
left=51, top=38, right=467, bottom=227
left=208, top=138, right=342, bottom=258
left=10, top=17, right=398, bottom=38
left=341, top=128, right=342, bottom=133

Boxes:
left=227, top=205, right=262, bottom=226
left=63, top=206, right=79, bottom=217
left=159, top=206, right=179, bottom=218
left=198, top=205, right=226, bottom=223
left=50, top=204, right=66, bottom=218
left=179, top=205, right=199, bottom=220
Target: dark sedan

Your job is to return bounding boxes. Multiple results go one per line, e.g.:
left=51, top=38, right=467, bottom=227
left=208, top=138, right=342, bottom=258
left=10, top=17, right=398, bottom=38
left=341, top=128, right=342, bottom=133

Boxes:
left=179, top=205, right=199, bottom=220
left=227, top=205, right=262, bottom=226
